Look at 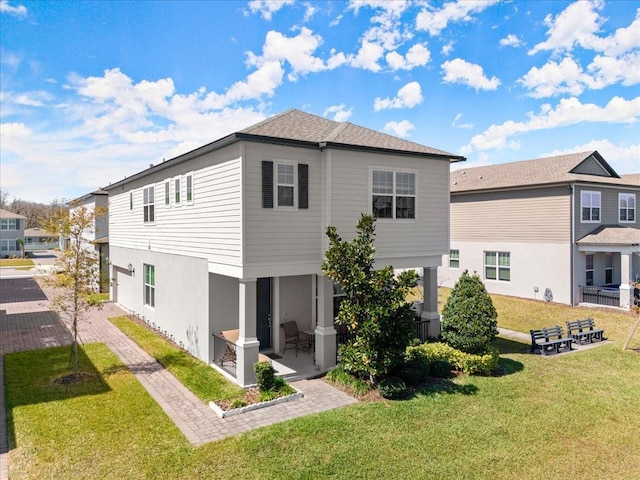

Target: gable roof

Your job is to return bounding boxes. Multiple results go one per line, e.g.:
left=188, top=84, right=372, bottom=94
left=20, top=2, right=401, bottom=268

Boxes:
left=105, top=109, right=464, bottom=191
left=0, top=208, right=27, bottom=220
left=450, top=151, right=638, bottom=193
left=24, top=227, right=55, bottom=237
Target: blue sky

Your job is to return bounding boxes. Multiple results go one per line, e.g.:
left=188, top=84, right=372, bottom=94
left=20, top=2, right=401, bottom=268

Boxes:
left=1, top=0, right=639, bottom=203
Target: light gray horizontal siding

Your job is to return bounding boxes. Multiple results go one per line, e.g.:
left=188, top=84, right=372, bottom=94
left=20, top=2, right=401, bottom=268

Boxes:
left=451, top=186, right=571, bottom=243
left=243, top=143, right=323, bottom=266
left=109, top=144, right=243, bottom=265
left=575, top=185, right=639, bottom=239
left=572, top=156, right=609, bottom=176
left=330, top=150, right=450, bottom=258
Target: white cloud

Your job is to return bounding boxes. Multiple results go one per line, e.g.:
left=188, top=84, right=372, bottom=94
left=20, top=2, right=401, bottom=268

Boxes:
left=303, top=2, right=317, bottom=22
left=441, top=58, right=501, bottom=91
left=499, top=34, right=522, bottom=47
left=0, top=0, right=26, bottom=17
left=348, top=40, right=385, bottom=72
left=247, top=0, right=294, bottom=20
left=416, top=0, right=499, bottom=36
left=467, top=96, right=640, bottom=151
left=452, top=113, right=474, bottom=129
left=441, top=41, right=454, bottom=56
left=373, top=81, right=423, bottom=111
left=588, top=50, right=640, bottom=88
left=384, top=119, right=414, bottom=137
left=519, top=57, right=591, bottom=98
left=386, top=43, right=431, bottom=70
left=542, top=139, right=640, bottom=174
left=324, top=104, right=353, bottom=122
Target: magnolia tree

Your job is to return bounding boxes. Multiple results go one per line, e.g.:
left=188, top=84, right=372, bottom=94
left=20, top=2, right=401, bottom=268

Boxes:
left=322, top=214, right=418, bottom=382
left=45, top=203, right=105, bottom=374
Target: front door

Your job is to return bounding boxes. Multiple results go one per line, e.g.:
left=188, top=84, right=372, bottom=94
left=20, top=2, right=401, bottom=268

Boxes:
left=256, top=277, right=272, bottom=350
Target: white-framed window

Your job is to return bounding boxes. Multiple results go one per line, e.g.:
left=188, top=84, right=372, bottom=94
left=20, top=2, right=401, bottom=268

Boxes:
left=174, top=177, right=182, bottom=205
left=485, top=251, right=510, bottom=282
left=276, top=163, right=295, bottom=207
left=143, top=186, right=155, bottom=223
left=619, top=193, right=636, bottom=223
left=605, top=253, right=613, bottom=284
left=164, top=180, right=171, bottom=206
left=372, top=170, right=416, bottom=219
left=144, top=264, right=155, bottom=307
left=449, top=249, right=460, bottom=269
left=1, top=240, right=17, bottom=252
left=186, top=173, right=193, bottom=203
left=581, top=191, right=601, bottom=223
left=585, top=254, right=594, bottom=286
left=0, top=219, right=18, bottom=230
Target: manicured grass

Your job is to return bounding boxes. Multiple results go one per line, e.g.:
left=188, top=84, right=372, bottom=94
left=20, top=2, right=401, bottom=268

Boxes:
left=0, top=258, right=34, bottom=267
left=109, top=315, right=243, bottom=402
left=87, top=292, right=110, bottom=303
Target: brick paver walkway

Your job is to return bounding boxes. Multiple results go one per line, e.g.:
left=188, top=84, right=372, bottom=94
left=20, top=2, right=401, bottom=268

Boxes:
left=0, top=277, right=356, bottom=479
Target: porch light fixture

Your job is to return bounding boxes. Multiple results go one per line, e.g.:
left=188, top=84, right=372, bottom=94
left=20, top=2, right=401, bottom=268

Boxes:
left=128, top=263, right=135, bottom=274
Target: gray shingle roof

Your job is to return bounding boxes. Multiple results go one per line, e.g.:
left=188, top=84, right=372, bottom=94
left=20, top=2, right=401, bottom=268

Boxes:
left=577, top=225, right=640, bottom=246
left=451, top=151, right=639, bottom=193
left=241, top=109, right=461, bottom=159
left=0, top=208, right=27, bottom=220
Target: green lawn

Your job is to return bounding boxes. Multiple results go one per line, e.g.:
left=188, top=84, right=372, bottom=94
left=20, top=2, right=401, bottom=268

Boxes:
left=5, top=301, right=640, bottom=479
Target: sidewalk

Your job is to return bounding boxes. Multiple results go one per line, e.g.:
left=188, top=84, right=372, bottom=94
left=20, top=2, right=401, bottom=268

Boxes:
left=0, top=277, right=356, bottom=479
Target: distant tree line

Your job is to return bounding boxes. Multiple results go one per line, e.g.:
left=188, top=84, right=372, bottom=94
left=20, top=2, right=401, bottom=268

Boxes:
left=0, top=187, right=69, bottom=229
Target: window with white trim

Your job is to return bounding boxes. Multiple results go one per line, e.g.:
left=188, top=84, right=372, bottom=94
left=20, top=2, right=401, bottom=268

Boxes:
left=485, top=251, right=510, bottom=282
left=372, top=170, right=415, bottom=219
left=186, top=173, right=193, bottom=203
left=143, top=186, right=155, bottom=223
left=174, top=178, right=181, bottom=204
left=164, top=180, right=171, bottom=206
left=449, top=249, right=460, bottom=268
left=581, top=191, right=601, bottom=223
left=619, top=193, right=635, bottom=223
left=585, top=254, right=594, bottom=286
left=276, top=163, right=295, bottom=207
left=1, top=240, right=17, bottom=252
left=0, top=219, right=18, bottom=230
left=605, top=253, right=613, bottom=284
left=144, top=264, right=155, bottom=307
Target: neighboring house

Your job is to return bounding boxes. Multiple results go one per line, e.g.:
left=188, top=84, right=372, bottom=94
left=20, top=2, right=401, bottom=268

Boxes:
left=103, top=109, right=464, bottom=386
left=69, top=189, right=109, bottom=292
left=440, top=151, right=640, bottom=310
left=0, top=209, right=26, bottom=258
left=24, top=228, right=59, bottom=251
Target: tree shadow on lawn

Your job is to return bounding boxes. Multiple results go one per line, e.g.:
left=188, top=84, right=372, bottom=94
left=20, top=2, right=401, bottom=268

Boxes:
left=492, top=337, right=527, bottom=376
left=407, top=377, right=479, bottom=400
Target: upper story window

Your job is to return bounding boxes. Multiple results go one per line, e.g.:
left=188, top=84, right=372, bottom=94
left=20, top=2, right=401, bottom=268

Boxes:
left=186, top=173, right=193, bottom=203
left=0, top=219, right=18, bottom=230
left=485, top=251, right=510, bottom=282
left=449, top=249, right=460, bottom=269
left=277, top=164, right=295, bottom=207
left=619, top=193, right=636, bottom=223
left=143, top=186, right=155, bottom=223
left=1, top=240, right=17, bottom=251
left=174, top=178, right=181, bottom=205
left=372, top=170, right=415, bottom=219
left=581, top=191, right=601, bottom=223
left=164, top=180, right=171, bottom=206
left=262, top=161, right=308, bottom=210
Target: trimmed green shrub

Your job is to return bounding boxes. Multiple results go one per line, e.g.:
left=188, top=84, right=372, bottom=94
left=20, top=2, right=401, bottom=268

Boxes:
left=406, top=342, right=500, bottom=376
left=254, top=361, right=276, bottom=392
left=378, top=377, right=407, bottom=400
left=441, top=270, right=498, bottom=354
left=396, top=358, right=430, bottom=386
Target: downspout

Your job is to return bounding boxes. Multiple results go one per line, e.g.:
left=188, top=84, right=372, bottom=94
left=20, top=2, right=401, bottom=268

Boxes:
left=570, top=183, right=575, bottom=305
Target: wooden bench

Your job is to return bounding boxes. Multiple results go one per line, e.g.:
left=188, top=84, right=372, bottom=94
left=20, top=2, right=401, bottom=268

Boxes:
left=530, top=325, right=574, bottom=355
left=566, top=318, right=605, bottom=345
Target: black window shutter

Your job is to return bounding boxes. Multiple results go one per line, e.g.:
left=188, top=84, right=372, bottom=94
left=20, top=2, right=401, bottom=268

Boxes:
left=298, top=163, right=308, bottom=209
left=262, top=161, right=273, bottom=208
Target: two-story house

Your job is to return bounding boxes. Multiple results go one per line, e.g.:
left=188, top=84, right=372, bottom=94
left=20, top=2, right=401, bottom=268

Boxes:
left=439, top=151, right=640, bottom=310
left=104, top=109, right=464, bottom=386
left=0, top=209, right=27, bottom=258
left=69, top=189, right=110, bottom=292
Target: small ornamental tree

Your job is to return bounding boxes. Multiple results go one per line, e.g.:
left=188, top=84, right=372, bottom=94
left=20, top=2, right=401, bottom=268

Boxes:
left=45, top=202, right=105, bottom=374
left=441, top=270, right=498, bottom=354
left=322, top=214, right=418, bottom=382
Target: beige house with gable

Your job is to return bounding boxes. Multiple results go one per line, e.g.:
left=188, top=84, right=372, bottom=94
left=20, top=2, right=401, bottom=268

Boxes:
left=104, top=109, right=464, bottom=386
left=440, top=151, right=640, bottom=310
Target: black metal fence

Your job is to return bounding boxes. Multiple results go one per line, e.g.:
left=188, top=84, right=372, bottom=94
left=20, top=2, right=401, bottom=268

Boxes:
left=336, top=317, right=431, bottom=352
left=580, top=285, right=620, bottom=307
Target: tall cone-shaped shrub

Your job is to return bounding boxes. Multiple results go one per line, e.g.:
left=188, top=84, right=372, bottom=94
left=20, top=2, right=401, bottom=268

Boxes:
left=441, top=270, right=498, bottom=354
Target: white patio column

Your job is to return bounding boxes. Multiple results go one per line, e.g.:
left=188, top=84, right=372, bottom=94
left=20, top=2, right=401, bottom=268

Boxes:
left=237, top=278, right=259, bottom=386
left=421, top=267, right=441, bottom=338
left=619, top=253, right=632, bottom=310
left=315, top=275, right=337, bottom=371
